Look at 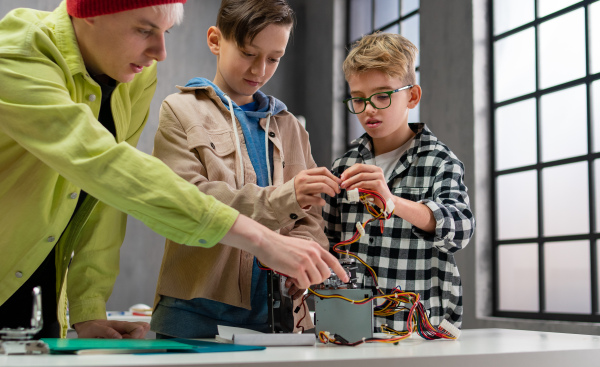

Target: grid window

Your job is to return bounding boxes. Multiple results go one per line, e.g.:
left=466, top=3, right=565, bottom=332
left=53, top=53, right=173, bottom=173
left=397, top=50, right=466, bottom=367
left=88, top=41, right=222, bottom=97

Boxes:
left=492, top=0, right=600, bottom=322
left=346, top=0, right=420, bottom=145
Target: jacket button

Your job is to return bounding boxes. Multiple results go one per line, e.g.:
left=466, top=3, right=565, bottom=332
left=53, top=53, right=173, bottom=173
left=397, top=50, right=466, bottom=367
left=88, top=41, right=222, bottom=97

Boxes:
left=88, top=94, right=96, bottom=102
left=269, top=132, right=275, bottom=138
left=198, top=239, right=207, bottom=244
left=210, top=142, right=215, bottom=149
left=69, top=192, right=78, bottom=199
left=15, top=271, right=23, bottom=278
left=47, top=236, right=56, bottom=242
left=289, top=213, right=298, bottom=220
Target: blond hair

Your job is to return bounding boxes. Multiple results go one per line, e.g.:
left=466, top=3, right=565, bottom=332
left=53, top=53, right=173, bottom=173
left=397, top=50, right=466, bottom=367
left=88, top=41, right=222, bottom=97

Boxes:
left=152, top=3, right=184, bottom=25
left=343, top=32, right=418, bottom=85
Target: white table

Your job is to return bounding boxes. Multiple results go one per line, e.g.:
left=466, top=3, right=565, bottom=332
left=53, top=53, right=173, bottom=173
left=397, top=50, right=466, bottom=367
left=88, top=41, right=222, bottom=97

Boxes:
left=2, top=328, right=600, bottom=367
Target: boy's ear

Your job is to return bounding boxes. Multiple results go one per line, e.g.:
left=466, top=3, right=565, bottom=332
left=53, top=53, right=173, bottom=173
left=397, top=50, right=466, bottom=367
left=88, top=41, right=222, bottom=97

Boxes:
left=407, top=85, right=422, bottom=109
left=206, top=26, right=222, bottom=56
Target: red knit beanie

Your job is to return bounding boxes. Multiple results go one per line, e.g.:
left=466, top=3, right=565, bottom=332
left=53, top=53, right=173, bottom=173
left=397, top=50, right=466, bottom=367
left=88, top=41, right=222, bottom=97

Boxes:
left=67, top=0, right=187, bottom=18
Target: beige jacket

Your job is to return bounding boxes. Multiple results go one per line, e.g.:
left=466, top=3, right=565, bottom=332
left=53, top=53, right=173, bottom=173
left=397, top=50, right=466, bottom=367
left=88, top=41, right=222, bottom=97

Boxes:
left=152, top=85, right=327, bottom=331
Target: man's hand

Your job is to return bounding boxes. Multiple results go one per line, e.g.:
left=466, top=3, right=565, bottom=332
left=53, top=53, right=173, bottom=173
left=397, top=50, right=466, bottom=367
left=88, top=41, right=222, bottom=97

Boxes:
left=73, top=319, right=150, bottom=339
left=294, top=167, right=341, bottom=209
left=340, top=163, right=392, bottom=209
left=221, top=215, right=348, bottom=289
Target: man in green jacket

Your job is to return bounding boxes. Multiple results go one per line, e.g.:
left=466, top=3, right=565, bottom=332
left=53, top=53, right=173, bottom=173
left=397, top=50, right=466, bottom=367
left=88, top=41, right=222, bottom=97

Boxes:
left=0, top=0, right=346, bottom=339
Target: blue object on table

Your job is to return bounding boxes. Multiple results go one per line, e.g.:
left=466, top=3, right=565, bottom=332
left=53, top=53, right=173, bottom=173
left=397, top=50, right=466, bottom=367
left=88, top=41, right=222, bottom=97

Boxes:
left=41, top=338, right=265, bottom=354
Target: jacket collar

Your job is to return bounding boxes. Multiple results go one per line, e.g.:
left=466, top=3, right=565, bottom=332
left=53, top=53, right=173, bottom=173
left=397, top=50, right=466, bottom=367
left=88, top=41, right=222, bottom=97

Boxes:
left=49, top=1, right=88, bottom=79
left=351, top=123, right=437, bottom=158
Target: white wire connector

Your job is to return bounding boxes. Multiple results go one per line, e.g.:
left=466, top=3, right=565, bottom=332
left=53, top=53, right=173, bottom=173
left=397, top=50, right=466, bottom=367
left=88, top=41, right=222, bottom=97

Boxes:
left=356, top=221, right=365, bottom=237
left=438, top=319, right=461, bottom=339
left=347, top=188, right=360, bottom=202
left=383, top=198, right=395, bottom=216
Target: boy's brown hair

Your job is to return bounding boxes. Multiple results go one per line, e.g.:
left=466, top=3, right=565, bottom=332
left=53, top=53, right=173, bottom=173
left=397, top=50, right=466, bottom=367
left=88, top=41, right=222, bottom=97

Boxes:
left=343, top=32, right=418, bottom=85
left=217, top=0, right=294, bottom=47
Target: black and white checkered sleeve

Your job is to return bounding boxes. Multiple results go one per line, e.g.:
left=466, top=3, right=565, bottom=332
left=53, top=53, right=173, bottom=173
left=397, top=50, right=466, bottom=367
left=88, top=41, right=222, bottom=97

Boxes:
left=418, top=156, right=475, bottom=253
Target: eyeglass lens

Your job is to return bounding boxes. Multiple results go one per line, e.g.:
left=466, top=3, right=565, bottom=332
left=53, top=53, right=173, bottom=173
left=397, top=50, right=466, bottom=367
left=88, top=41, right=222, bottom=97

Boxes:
left=347, top=92, right=392, bottom=113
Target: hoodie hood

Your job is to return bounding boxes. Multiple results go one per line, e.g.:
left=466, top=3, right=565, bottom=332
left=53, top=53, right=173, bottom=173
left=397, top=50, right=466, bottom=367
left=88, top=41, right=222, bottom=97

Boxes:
left=185, top=77, right=287, bottom=117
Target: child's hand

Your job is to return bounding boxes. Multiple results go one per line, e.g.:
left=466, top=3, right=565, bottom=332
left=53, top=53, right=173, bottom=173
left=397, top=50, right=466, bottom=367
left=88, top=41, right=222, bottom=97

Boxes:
left=294, top=167, right=341, bottom=209
left=340, top=163, right=392, bottom=209
left=284, top=277, right=305, bottom=300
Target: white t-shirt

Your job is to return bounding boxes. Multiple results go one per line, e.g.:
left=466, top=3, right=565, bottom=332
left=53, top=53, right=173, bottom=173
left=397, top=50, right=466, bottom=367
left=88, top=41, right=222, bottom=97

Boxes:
left=374, top=137, right=414, bottom=180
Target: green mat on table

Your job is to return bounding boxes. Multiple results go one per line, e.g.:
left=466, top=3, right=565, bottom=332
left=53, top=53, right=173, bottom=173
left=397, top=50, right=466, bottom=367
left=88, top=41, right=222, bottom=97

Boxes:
left=41, top=338, right=265, bottom=354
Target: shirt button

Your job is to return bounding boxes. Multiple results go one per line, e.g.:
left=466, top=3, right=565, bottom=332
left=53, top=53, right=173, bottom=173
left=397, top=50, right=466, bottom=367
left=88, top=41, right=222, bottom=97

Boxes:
left=69, top=192, right=78, bottom=199
left=282, top=161, right=285, bottom=168
left=269, top=132, right=276, bottom=138
left=198, top=239, right=207, bottom=244
left=210, top=142, right=216, bottom=149
left=47, top=236, right=56, bottom=242
left=15, top=271, right=23, bottom=278
left=88, top=94, right=96, bottom=102
left=289, top=213, right=298, bottom=220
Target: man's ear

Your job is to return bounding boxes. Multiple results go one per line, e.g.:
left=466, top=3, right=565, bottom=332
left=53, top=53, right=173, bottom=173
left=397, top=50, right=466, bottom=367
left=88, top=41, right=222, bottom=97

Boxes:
left=207, top=26, right=222, bottom=56
left=407, top=85, right=422, bottom=109
left=82, top=16, right=96, bottom=26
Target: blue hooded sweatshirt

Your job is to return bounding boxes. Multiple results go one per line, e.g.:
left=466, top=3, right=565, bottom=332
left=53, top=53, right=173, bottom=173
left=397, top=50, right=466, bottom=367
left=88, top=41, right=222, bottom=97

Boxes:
left=185, top=77, right=287, bottom=186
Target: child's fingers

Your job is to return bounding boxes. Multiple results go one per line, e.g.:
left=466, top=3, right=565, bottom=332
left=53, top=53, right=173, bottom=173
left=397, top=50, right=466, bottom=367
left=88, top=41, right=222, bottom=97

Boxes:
left=305, top=167, right=342, bottom=184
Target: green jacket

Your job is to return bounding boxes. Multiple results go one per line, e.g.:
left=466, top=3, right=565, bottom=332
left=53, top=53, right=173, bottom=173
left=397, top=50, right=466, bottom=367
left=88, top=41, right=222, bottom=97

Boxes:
left=0, top=2, right=238, bottom=336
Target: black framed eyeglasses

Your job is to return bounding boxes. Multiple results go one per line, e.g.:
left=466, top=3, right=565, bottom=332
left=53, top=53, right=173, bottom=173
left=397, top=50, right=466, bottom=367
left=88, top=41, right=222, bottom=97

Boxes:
left=343, top=85, right=413, bottom=114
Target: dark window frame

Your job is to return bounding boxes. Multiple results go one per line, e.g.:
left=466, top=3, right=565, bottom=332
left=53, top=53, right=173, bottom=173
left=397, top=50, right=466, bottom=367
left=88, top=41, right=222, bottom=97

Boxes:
left=490, top=0, right=600, bottom=322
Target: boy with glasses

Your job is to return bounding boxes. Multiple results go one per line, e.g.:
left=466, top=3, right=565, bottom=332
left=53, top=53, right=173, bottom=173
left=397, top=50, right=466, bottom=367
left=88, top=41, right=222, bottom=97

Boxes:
left=323, top=32, right=475, bottom=334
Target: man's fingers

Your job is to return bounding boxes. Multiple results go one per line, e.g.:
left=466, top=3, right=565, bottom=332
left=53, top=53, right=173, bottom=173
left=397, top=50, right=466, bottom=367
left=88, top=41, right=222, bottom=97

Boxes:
left=322, top=250, right=349, bottom=283
left=109, top=321, right=150, bottom=339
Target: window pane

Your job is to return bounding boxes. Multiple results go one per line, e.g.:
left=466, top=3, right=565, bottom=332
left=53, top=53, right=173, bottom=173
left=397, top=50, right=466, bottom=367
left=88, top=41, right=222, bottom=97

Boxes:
left=498, top=244, right=539, bottom=312
left=540, top=85, right=587, bottom=162
left=542, top=162, right=589, bottom=236
left=495, top=99, right=537, bottom=170
left=537, top=0, right=581, bottom=17
left=375, top=0, right=399, bottom=30
left=349, top=0, right=372, bottom=41
left=494, top=29, right=536, bottom=102
left=591, top=1, right=600, bottom=75
left=544, top=240, right=591, bottom=314
left=408, top=70, right=420, bottom=123
left=401, top=14, right=420, bottom=67
left=401, top=0, right=419, bottom=16
left=497, top=171, right=538, bottom=240
left=594, top=159, right=600, bottom=232
left=384, top=23, right=400, bottom=34
left=493, top=0, right=535, bottom=35
left=538, top=9, right=586, bottom=89
left=594, top=81, right=600, bottom=152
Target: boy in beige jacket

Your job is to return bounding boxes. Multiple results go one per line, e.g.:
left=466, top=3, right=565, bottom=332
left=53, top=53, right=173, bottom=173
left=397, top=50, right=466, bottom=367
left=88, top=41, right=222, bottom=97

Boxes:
left=150, top=0, right=340, bottom=338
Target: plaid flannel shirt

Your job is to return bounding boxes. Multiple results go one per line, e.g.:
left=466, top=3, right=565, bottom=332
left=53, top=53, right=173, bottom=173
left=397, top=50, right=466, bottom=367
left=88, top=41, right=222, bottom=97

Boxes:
left=323, top=123, right=475, bottom=332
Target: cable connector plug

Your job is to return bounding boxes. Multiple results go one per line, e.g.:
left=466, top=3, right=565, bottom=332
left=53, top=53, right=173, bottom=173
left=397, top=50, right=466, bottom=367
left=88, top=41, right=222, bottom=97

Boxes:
left=347, top=188, right=360, bottom=202
left=438, top=319, right=461, bottom=339
left=356, top=221, right=365, bottom=237
left=383, top=197, right=395, bottom=216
